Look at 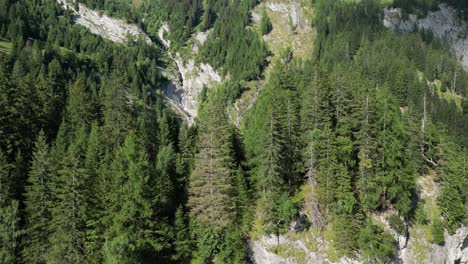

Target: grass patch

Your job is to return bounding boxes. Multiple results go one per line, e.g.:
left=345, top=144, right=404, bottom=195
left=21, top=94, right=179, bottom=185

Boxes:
left=132, top=0, right=143, bottom=7
left=250, top=203, right=267, bottom=240
left=408, top=225, right=432, bottom=263
left=252, top=0, right=315, bottom=61
left=268, top=244, right=307, bottom=264
left=289, top=228, right=320, bottom=252
left=322, top=227, right=340, bottom=262
left=428, top=78, right=464, bottom=111
left=0, top=38, right=12, bottom=54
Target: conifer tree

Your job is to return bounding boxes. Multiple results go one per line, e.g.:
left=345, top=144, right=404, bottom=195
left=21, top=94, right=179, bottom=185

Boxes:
left=22, top=132, right=53, bottom=263
left=154, top=144, right=176, bottom=216
left=101, top=74, right=132, bottom=151
left=0, top=200, right=20, bottom=264
left=67, top=78, right=93, bottom=129
left=253, top=93, right=286, bottom=199
left=103, top=132, right=168, bottom=263
left=83, top=124, right=105, bottom=261
left=260, top=4, right=272, bottom=35
left=47, top=129, right=88, bottom=264
left=172, top=206, right=191, bottom=263
left=0, top=151, right=20, bottom=264
left=176, top=124, right=197, bottom=192
left=188, top=96, right=235, bottom=228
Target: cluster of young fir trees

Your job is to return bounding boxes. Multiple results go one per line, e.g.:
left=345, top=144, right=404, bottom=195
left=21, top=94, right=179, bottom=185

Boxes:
left=0, top=0, right=265, bottom=262
left=0, top=0, right=467, bottom=263
left=244, top=0, right=466, bottom=262
left=0, top=0, right=191, bottom=262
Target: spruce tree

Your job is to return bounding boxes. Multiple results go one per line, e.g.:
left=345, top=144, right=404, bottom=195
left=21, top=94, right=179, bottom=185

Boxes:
left=103, top=132, right=168, bottom=263
left=67, top=78, right=93, bottom=129
left=83, top=124, right=104, bottom=261
left=0, top=200, right=20, bottom=264
left=188, top=96, right=235, bottom=228
left=101, top=74, right=132, bottom=151
left=172, top=206, right=191, bottom=263
left=22, top=132, right=52, bottom=263
left=0, top=151, right=20, bottom=264
left=47, top=128, right=88, bottom=263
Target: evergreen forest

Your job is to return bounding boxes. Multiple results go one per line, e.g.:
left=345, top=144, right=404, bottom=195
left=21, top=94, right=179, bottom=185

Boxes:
left=0, top=0, right=466, bottom=263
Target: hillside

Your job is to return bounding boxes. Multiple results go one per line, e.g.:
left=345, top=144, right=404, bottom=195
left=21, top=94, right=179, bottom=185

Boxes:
left=0, top=0, right=466, bottom=263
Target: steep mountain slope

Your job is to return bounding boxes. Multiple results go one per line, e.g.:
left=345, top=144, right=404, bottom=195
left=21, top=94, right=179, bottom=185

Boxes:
left=384, top=4, right=468, bottom=70
left=57, top=0, right=151, bottom=44
left=0, top=0, right=466, bottom=263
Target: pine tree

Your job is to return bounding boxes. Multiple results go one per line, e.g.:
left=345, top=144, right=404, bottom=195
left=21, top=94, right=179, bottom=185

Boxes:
left=172, top=206, right=191, bottom=263
left=188, top=96, right=235, bottom=228
left=0, top=200, right=20, bottom=264
left=103, top=132, right=168, bottom=263
left=101, top=74, right=132, bottom=151
left=67, top=78, right=94, bottom=129
left=47, top=129, right=88, bottom=264
left=22, top=132, right=52, bottom=263
left=0, top=151, right=20, bottom=264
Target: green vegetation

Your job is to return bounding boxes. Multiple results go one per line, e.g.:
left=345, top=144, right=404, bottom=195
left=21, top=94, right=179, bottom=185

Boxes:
left=0, top=38, right=11, bottom=54
left=268, top=244, right=307, bottom=263
left=393, top=0, right=468, bottom=19
left=0, top=0, right=466, bottom=263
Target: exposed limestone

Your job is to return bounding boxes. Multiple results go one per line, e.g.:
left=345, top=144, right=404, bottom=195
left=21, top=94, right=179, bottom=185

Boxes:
left=251, top=225, right=467, bottom=264
left=192, top=30, right=210, bottom=54
left=266, top=1, right=308, bottom=30
left=383, top=4, right=468, bottom=70
left=166, top=56, right=221, bottom=119
left=158, top=22, right=171, bottom=48
left=57, top=0, right=151, bottom=44
left=251, top=173, right=467, bottom=264
left=250, top=235, right=360, bottom=264
left=158, top=25, right=221, bottom=124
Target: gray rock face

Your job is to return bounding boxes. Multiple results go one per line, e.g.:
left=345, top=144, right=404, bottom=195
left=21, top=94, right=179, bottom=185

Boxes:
left=158, top=25, right=221, bottom=124
left=251, top=226, right=467, bottom=264
left=266, top=1, right=308, bottom=30
left=383, top=4, right=468, bottom=70
left=399, top=226, right=468, bottom=264
left=250, top=235, right=359, bottom=264
left=57, top=0, right=151, bottom=44
left=166, top=56, right=221, bottom=119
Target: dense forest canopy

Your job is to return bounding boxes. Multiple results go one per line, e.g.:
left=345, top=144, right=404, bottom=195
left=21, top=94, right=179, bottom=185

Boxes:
left=0, top=0, right=466, bottom=263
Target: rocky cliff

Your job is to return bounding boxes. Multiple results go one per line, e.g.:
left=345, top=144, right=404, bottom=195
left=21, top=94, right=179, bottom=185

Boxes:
left=250, top=175, right=468, bottom=264
left=158, top=25, right=221, bottom=124
left=383, top=4, right=468, bottom=70
left=57, top=0, right=151, bottom=44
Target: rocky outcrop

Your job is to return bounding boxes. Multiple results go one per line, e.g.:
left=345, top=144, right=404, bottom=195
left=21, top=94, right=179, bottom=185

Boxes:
left=158, top=22, right=171, bottom=48
left=192, top=31, right=210, bottom=54
left=383, top=4, right=468, bottom=70
left=164, top=56, right=221, bottom=121
left=266, top=1, right=308, bottom=30
left=251, top=174, right=467, bottom=264
left=158, top=25, right=221, bottom=124
left=399, top=226, right=468, bottom=264
left=250, top=235, right=359, bottom=264
left=57, top=0, right=151, bottom=44
left=251, top=226, right=467, bottom=264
